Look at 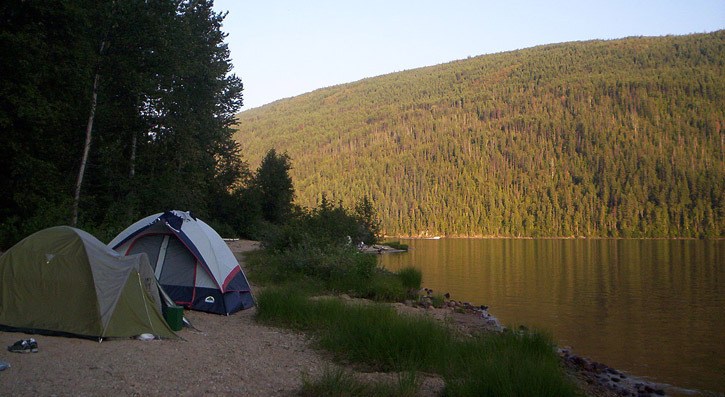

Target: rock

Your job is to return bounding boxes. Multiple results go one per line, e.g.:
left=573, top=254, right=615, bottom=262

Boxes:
left=569, top=355, right=587, bottom=368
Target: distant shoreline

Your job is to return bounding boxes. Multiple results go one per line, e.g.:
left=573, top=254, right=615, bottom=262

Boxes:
left=386, top=235, right=719, bottom=240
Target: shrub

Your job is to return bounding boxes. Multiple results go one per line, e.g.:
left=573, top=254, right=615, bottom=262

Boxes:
left=259, top=196, right=381, bottom=252
left=430, top=294, right=446, bottom=308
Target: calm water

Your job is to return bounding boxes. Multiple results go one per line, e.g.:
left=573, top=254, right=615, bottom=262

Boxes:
left=379, top=239, right=725, bottom=394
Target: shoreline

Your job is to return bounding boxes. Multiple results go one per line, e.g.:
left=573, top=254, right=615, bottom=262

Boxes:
left=388, top=235, right=721, bottom=241
left=402, top=289, right=684, bottom=397
left=1, top=239, right=712, bottom=396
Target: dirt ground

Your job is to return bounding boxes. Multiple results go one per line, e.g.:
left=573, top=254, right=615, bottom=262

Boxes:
left=0, top=240, right=446, bottom=396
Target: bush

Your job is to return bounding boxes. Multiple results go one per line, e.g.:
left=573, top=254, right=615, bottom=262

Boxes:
left=259, top=196, right=381, bottom=252
left=430, top=294, right=446, bottom=308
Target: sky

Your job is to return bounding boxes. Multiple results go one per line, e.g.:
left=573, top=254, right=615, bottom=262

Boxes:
left=212, top=0, right=724, bottom=110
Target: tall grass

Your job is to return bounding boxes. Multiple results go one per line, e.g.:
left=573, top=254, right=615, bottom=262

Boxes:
left=256, top=288, right=580, bottom=397
left=442, top=331, right=579, bottom=397
left=245, top=248, right=415, bottom=302
left=395, top=266, right=422, bottom=290
left=316, top=302, right=451, bottom=371
left=300, top=367, right=419, bottom=397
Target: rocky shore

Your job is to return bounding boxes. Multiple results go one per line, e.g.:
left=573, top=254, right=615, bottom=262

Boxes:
left=401, top=287, right=689, bottom=397
left=358, top=243, right=407, bottom=254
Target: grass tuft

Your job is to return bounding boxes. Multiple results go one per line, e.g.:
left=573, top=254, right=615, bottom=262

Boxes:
left=300, top=367, right=419, bottom=397
left=395, top=266, right=422, bottom=291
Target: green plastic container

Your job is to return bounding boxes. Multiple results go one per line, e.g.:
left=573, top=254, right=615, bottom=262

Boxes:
left=163, top=305, right=184, bottom=331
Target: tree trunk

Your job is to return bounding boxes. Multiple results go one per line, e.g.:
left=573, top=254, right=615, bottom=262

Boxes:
left=71, top=71, right=100, bottom=227
left=129, top=131, right=136, bottom=178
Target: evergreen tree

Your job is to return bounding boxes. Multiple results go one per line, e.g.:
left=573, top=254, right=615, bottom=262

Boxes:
left=355, top=196, right=381, bottom=244
left=0, top=0, right=246, bottom=247
left=253, top=149, right=294, bottom=225
left=233, top=32, right=725, bottom=238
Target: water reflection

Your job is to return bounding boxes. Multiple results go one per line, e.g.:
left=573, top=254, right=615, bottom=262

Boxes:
left=379, top=239, right=725, bottom=393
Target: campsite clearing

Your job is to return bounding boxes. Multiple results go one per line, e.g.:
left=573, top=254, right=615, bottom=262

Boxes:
left=1, top=238, right=615, bottom=396
left=0, top=240, right=330, bottom=396
left=0, top=239, right=446, bottom=396
left=0, top=304, right=329, bottom=395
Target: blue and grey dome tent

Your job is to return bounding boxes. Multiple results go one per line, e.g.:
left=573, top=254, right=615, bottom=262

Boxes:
left=109, top=210, right=254, bottom=315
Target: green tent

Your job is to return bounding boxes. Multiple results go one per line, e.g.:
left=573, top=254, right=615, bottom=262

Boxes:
left=0, top=226, right=177, bottom=340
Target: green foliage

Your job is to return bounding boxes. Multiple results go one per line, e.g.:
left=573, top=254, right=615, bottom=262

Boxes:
left=444, top=330, right=579, bottom=397
left=253, top=149, right=294, bottom=225
left=307, top=195, right=363, bottom=247
left=254, top=287, right=333, bottom=329
left=354, top=270, right=409, bottom=302
left=395, top=267, right=422, bottom=290
left=246, top=192, right=404, bottom=301
left=430, top=294, right=446, bottom=308
left=246, top=245, right=409, bottom=302
left=315, top=303, right=451, bottom=372
left=234, top=32, right=725, bottom=238
left=260, top=194, right=382, bottom=252
left=255, top=288, right=580, bottom=397
left=354, top=196, right=382, bottom=245
left=0, top=0, right=246, bottom=248
left=300, top=367, right=419, bottom=397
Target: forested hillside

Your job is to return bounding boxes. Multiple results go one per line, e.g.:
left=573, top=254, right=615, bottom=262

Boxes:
left=234, top=32, right=724, bottom=238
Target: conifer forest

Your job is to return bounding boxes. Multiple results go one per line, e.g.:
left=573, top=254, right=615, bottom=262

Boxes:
left=234, top=32, right=724, bottom=238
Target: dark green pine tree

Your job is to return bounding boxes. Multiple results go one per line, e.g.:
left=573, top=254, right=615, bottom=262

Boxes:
left=354, top=196, right=381, bottom=244
left=253, top=149, right=294, bottom=225
left=0, top=0, right=247, bottom=247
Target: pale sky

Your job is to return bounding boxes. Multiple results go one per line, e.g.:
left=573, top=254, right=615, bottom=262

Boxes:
left=212, top=0, right=724, bottom=110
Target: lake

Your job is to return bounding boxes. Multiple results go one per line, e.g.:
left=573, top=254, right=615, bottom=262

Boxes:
left=378, top=238, right=725, bottom=394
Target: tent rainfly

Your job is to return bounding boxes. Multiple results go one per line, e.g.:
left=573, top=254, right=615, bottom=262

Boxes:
left=0, top=226, right=177, bottom=340
left=109, top=210, right=254, bottom=315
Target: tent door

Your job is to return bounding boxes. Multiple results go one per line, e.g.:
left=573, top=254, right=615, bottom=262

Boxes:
left=155, top=235, right=170, bottom=279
